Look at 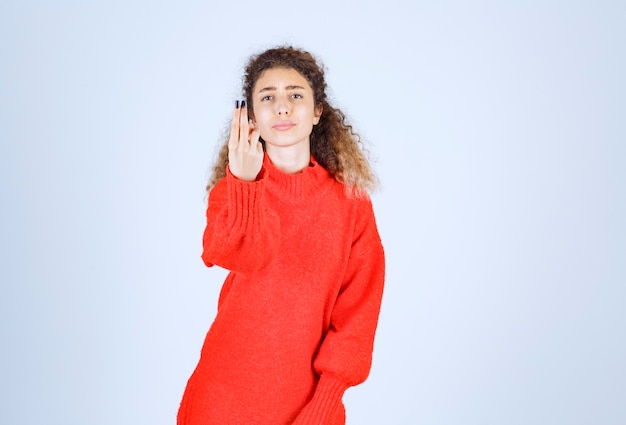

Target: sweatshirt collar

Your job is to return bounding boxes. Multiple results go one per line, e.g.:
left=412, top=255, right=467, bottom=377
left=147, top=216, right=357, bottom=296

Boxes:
left=263, top=153, right=334, bottom=201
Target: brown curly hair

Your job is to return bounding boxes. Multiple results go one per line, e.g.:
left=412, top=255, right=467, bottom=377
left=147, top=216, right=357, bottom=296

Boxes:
left=207, top=46, right=377, bottom=196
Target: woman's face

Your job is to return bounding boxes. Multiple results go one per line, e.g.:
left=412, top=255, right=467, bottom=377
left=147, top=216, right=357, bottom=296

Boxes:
left=251, top=67, right=322, bottom=151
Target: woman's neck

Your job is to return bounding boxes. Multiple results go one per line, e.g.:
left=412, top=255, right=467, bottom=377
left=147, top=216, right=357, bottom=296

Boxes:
left=265, top=144, right=311, bottom=174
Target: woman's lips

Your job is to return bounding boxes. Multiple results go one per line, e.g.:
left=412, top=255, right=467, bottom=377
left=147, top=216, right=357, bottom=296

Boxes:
left=273, top=121, right=295, bottom=131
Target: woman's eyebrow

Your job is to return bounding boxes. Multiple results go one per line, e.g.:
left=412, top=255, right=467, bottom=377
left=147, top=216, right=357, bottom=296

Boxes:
left=258, top=85, right=306, bottom=93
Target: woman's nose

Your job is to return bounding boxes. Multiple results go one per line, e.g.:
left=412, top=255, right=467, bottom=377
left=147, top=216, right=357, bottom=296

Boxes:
left=275, top=97, right=290, bottom=116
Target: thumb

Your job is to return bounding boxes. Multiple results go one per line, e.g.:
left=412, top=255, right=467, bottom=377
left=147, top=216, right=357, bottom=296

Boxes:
left=249, top=121, right=261, bottom=143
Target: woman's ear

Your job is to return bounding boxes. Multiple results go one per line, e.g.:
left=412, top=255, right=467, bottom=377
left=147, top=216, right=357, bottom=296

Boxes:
left=313, top=103, right=323, bottom=125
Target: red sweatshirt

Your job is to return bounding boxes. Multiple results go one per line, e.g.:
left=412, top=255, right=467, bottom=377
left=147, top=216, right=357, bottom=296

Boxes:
left=178, top=154, right=385, bottom=425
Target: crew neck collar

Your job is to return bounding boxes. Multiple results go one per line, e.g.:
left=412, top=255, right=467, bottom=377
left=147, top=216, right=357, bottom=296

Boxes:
left=263, top=153, right=334, bottom=201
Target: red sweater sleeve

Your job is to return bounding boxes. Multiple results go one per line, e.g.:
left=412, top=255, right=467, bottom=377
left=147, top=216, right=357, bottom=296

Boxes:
left=293, top=197, right=386, bottom=424
left=201, top=166, right=280, bottom=274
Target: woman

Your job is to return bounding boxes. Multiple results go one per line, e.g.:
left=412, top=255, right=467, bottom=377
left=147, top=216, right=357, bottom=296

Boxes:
left=178, top=46, right=385, bottom=425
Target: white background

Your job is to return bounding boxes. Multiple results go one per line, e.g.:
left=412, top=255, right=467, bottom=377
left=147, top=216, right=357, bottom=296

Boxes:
left=1, top=1, right=624, bottom=424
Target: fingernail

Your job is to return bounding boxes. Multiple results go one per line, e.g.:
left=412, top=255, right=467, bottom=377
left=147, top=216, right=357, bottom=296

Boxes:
left=241, top=100, right=246, bottom=108
left=235, top=100, right=240, bottom=109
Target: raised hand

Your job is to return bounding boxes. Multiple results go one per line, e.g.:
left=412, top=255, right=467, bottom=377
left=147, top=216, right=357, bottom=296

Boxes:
left=228, top=100, right=264, bottom=181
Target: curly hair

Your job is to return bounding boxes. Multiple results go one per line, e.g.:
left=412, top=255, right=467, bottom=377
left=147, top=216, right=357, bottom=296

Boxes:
left=207, top=46, right=377, bottom=196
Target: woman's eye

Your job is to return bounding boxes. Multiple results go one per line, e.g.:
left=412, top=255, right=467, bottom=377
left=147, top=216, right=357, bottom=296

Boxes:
left=261, top=95, right=272, bottom=101
left=291, top=93, right=303, bottom=99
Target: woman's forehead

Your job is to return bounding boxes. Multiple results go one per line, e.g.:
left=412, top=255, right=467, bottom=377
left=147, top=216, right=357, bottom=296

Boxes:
left=254, top=67, right=312, bottom=91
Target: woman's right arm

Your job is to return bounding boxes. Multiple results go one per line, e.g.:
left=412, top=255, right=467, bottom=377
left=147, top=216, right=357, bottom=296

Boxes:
left=201, top=169, right=279, bottom=274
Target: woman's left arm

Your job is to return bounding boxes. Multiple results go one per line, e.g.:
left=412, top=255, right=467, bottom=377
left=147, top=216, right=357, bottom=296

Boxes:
left=293, top=198, right=385, bottom=424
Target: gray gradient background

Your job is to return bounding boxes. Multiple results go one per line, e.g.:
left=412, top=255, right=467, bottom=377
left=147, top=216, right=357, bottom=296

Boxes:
left=1, top=1, right=624, bottom=424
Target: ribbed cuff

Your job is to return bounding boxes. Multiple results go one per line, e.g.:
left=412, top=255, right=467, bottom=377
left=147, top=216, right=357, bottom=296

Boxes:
left=226, top=166, right=266, bottom=229
left=292, top=374, right=349, bottom=425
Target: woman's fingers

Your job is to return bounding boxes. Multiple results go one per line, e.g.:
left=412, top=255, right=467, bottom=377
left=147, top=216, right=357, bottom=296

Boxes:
left=229, top=100, right=252, bottom=148
left=228, top=101, right=241, bottom=149
left=227, top=100, right=264, bottom=181
left=239, top=101, right=250, bottom=145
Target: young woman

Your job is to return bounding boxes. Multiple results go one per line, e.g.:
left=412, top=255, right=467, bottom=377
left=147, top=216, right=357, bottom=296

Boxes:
left=178, top=46, right=385, bottom=425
